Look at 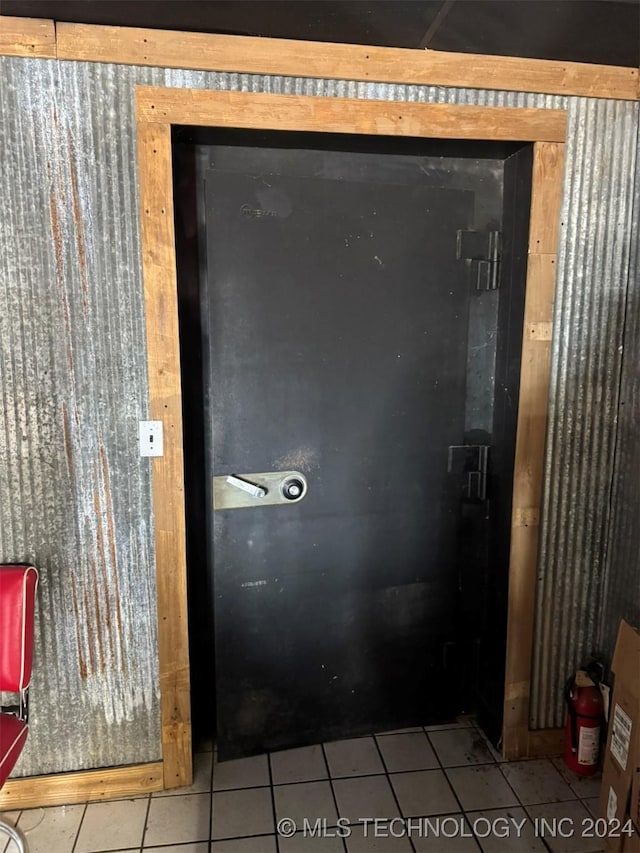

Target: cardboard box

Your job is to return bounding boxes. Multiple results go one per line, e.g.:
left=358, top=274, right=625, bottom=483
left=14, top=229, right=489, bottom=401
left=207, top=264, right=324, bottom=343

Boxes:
left=621, top=825, right=640, bottom=853
left=632, top=767, right=640, bottom=834
left=599, top=620, right=640, bottom=852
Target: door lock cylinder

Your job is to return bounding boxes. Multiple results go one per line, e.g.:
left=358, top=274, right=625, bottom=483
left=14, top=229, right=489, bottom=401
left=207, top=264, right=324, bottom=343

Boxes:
left=281, top=476, right=306, bottom=501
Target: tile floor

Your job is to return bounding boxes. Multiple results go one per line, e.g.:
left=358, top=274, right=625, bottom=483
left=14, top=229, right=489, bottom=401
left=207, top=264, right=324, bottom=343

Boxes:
left=1, top=719, right=605, bottom=853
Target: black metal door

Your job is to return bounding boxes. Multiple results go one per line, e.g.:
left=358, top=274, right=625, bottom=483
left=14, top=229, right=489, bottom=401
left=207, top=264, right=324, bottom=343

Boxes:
left=201, top=143, right=486, bottom=759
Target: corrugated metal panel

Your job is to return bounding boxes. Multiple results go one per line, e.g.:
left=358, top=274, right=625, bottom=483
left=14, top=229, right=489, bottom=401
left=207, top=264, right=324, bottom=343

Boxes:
left=531, top=98, right=640, bottom=729
left=0, top=55, right=635, bottom=773
left=0, top=58, right=161, bottom=775
left=597, top=119, right=640, bottom=660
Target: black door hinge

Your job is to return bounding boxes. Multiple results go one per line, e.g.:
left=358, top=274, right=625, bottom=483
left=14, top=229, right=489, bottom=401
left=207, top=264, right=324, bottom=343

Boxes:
left=448, top=445, right=490, bottom=501
left=456, top=230, right=501, bottom=291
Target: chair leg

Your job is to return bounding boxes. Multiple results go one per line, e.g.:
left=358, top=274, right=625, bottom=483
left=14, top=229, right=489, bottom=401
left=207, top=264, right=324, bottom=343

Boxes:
left=0, top=818, right=28, bottom=853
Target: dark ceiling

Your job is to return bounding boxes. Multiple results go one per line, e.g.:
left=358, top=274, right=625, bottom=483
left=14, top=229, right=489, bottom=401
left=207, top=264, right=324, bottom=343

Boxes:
left=4, top=0, right=640, bottom=67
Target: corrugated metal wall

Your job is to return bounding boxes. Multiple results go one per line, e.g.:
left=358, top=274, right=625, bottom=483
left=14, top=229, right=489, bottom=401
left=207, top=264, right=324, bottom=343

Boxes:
left=531, top=99, right=640, bottom=729
left=0, top=55, right=637, bottom=775
left=596, top=119, right=640, bottom=666
left=0, top=58, right=161, bottom=775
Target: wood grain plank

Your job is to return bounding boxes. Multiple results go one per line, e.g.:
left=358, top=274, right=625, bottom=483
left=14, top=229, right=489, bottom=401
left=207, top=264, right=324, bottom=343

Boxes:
left=136, top=88, right=566, bottom=142
left=527, top=728, right=565, bottom=757
left=529, top=144, right=565, bottom=253
left=513, top=507, right=540, bottom=528
left=527, top=322, right=553, bottom=341
left=53, top=22, right=639, bottom=100
left=0, top=15, right=56, bottom=58
left=503, top=154, right=562, bottom=757
left=510, top=344, right=552, bottom=512
left=503, top=153, right=563, bottom=758
left=0, top=762, right=163, bottom=809
left=136, top=121, right=192, bottom=790
left=503, top=243, right=562, bottom=757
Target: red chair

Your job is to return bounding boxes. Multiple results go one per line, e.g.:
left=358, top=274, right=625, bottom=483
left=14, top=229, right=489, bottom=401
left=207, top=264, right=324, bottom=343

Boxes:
left=0, top=566, right=38, bottom=853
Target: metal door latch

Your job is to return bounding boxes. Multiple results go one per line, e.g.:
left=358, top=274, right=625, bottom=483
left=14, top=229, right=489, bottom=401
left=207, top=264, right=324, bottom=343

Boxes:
left=448, top=445, right=489, bottom=501
left=214, top=470, right=308, bottom=510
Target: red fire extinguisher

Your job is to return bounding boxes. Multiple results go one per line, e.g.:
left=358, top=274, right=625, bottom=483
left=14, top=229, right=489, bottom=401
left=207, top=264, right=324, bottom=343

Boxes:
left=564, top=667, right=603, bottom=777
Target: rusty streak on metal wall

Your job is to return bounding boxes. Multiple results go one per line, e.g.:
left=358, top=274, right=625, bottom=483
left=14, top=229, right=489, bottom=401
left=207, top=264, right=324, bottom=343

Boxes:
left=0, top=58, right=161, bottom=775
left=0, top=56, right=637, bottom=773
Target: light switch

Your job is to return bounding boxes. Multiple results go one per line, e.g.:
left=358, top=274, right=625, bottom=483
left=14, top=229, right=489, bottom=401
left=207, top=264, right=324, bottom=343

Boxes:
left=139, top=420, right=163, bottom=457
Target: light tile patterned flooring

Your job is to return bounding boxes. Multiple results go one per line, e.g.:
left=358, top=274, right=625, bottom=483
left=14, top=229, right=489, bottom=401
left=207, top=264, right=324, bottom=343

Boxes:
left=1, top=719, right=604, bottom=853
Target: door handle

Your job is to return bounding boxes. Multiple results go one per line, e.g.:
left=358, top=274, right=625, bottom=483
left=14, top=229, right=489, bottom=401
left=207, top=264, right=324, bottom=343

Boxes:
left=226, top=475, right=268, bottom=499
left=213, top=470, right=308, bottom=510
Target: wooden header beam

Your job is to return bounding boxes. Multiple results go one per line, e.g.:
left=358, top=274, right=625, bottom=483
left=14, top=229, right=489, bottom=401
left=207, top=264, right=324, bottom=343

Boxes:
left=1, top=16, right=638, bottom=101
left=136, top=87, right=567, bottom=142
left=0, top=15, right=55, bottom=58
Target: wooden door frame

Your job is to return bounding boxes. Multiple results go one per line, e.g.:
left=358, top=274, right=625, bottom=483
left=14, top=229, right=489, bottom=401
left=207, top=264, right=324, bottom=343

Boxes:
left=137, top=88, right=566, bottom=787
left=133, top=88, right=567, bottom=787
left=0, top=89, right=566, bottom=807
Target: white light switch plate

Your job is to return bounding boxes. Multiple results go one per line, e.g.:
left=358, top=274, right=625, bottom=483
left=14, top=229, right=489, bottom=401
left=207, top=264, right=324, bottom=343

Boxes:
left=139, top=420, right=163, bottom=457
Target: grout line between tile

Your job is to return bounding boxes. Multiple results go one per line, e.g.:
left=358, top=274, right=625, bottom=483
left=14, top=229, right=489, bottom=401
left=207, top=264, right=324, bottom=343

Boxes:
left=2, top=810, right=22, bottom=853
left=492, top=756, right=527, bottom=810
left=266, top=751, right=281, bottom=853
left=424, top=728, right=483, bottom=850
left=269, top=776, right=328, bottom=789
left=371, top=732, right=418, bottom=853
left=549, top=757, right=586, bottom=797
left=1, top=820, right=10, bottom=853
left=145, top=843, right=217, bottom=851
left=521, top=802, right=555, bottom=853
left=71, top=800, right=88, bottom=853
left=208, top=746, right=215, bottom=853
left=209, top=831, right=283, bottom=842
left=138, top=793, right=152, bottom=853
left=422, top=723, right=475, bottom=734
left=61, top=726, right=586, bottom=853
left=219, top=762, right=504, bottom=794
